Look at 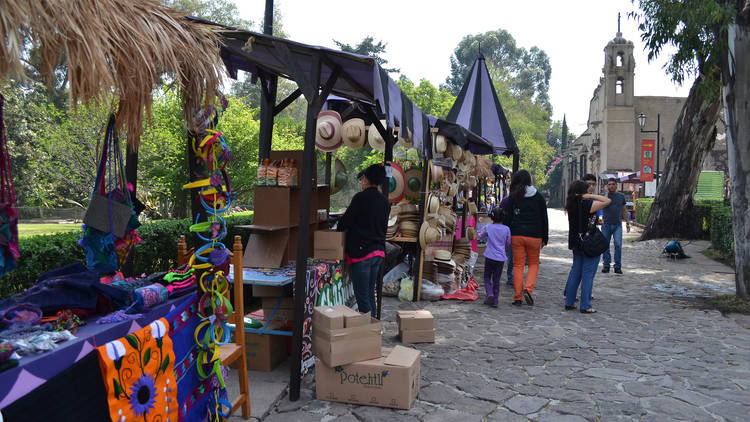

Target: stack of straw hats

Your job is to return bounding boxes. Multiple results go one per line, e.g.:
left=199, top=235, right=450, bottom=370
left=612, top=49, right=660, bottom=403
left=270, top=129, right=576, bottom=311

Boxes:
left=453, top=237, right=472, bottom=264
left=397, top=202, right=420, bottom=238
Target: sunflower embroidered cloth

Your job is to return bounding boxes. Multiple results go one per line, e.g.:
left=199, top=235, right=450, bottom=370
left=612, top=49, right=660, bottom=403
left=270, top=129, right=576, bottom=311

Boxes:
left=96, top=318, right=178, bottom=422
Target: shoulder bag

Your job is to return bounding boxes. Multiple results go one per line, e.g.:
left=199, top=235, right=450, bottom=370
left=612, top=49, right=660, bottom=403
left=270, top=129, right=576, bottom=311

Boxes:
left=578, top=200, right=608, bottom=258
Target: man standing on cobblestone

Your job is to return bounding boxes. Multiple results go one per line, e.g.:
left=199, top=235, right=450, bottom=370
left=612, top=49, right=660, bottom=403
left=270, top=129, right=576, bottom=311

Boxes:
left=601, top=177, right=629, bottom=274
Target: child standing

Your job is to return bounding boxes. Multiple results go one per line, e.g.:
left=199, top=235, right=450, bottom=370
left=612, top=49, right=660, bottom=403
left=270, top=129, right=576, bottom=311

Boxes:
left=479, top=207, right=511, bottom=308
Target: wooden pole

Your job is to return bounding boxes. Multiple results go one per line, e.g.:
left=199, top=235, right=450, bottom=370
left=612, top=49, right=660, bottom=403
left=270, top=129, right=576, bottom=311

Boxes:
left=289, top=56, right=321, bottom=402
left=414, top=161, right=431, bottom=301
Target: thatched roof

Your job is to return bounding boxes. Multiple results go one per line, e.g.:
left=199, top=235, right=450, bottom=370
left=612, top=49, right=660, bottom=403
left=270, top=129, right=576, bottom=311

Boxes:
left=0, top=0, right=226, bottom=148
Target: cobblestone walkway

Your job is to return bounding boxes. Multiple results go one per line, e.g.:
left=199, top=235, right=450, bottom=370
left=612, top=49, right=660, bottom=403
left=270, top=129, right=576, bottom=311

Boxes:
left=255, top=209, right=749, bottom=421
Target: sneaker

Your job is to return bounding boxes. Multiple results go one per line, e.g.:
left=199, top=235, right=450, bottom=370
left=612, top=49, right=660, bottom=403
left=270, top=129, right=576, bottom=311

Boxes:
left=523, top=289, right=534, bottom=306
left=602, top=267, right=610, bottom=273
left=484, top=296, right=495, bottom=306
left=512, top=300, right=522, bottom=306
left=614, top=268, right=623, bottom=274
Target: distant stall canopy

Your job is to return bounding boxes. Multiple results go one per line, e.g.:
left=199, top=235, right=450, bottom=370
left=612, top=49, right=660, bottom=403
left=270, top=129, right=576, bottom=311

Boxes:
left=195, top=18, right=433, bottom=152
left=427, top=115, right=494, bottom=156
left=446, top=55, right=517, bottom=156
left=0, top=0, right=226, bottom=148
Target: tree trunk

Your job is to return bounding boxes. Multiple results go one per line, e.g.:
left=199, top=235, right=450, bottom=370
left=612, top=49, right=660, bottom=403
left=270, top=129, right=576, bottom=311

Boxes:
left=721, top=14, right=750, bottom=298
left=640, top=75, right=722, bottom=240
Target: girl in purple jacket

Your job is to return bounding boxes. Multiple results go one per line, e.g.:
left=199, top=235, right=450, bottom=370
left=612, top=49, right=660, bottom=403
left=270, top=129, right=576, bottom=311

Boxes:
left=479, top=207, right=511, bottom=308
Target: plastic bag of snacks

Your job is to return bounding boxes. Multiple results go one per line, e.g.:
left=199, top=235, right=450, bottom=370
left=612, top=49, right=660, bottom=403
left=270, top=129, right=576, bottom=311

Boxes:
left=257, top=158, right=270, bottom=185
left=265, top=160, right=280, bottom=186
left=277, top=159, right=298, bottom=186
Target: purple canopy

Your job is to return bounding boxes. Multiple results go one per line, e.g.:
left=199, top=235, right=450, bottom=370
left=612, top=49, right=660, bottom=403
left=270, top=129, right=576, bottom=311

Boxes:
left=446, top=55, right=517, bottom=156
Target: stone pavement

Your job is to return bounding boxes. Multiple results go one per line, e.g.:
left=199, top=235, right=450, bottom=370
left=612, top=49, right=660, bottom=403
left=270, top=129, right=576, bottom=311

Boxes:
left=237, top=208, right=750, bottom=421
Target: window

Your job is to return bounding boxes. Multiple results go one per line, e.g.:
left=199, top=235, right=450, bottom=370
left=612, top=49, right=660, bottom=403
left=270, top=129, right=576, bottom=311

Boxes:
left=579, top=155, right=586, bottom=177
left=616, top=53, right=624, bottom=67
left=616, top=78, right=624, bottom=94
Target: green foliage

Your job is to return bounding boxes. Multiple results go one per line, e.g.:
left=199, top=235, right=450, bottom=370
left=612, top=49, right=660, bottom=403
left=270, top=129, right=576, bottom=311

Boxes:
left=444, top=29, right=552, bottom=113
left=163, top=0, right=254, bottom=30
left=0, top=212, right=254, bottom=299
left=397, top=76, right=456, bottom=119
left=635, top=198, right=654, bottom=225
left=333, top=36, right=399, bottom=74
left=631, top=0, right=737, bottom=91
left=710, top=204, right=734, bottom=259
left=495, top=132, right=554, bottom=187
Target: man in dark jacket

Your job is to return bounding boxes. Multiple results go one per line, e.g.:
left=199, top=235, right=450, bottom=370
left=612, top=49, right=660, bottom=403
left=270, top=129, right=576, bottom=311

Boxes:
left=337, top=164, right=390, bottom=316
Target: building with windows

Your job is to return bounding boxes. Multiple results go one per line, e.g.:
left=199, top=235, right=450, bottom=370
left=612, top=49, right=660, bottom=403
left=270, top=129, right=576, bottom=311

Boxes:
left=559, top=27, right=726, bottom=201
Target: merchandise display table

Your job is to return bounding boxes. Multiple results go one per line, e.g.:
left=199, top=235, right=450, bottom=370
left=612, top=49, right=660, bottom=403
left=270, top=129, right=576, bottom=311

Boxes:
left=0, top=295, right=187, bottom=409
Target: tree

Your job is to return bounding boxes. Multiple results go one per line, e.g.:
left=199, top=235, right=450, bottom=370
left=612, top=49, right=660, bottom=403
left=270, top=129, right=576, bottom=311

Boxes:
left=396, top=76, right=456, bottom=119
left=718, top=2, right=750, bottom=297
left=633, top=1, right=731, bottom=239
left=333, top=36, right=399, bottom=74
left=443, top=29, right=552, bottom=114
left=560, top=115, right=569, bottom=152
left=162, top=0, right=254, bottom=29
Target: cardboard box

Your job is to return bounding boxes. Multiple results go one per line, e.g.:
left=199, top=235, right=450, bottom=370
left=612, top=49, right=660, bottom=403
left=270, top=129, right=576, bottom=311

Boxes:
left=244, top=332, right=288, bottom=371
left=312, top=314, right=382, bottom=367
left=341, top=307, right=369, bottom=328
left=314, top=230, right=346, bottom=260
left=400, top=329, right=435, bottom=344
left=262, top=297, right=295, bottom=310
left=261, top=308, right=295, bottom=321
left=396, top=310, right=435, bottom=331
left=253, top=285, right=286, bottom=297
left=315, top=346, right=421, bottom=410
left=313, top=306, right=346, bottom=331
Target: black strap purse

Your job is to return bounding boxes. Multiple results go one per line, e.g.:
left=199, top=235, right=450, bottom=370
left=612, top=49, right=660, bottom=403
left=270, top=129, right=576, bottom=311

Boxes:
left=578, top=200, right=609, bottom=258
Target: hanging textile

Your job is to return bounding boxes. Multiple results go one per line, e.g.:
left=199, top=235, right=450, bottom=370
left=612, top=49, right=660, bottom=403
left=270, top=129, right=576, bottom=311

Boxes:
left=96, top=318, right=178, bottom=422
left=81, top=114, right=141, bottom=272
left=0, top=94, right=19, bottom=277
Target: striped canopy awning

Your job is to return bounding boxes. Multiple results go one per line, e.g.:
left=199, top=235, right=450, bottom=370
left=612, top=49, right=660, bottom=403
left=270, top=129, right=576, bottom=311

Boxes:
left=446, top=55, right=518, bottom=156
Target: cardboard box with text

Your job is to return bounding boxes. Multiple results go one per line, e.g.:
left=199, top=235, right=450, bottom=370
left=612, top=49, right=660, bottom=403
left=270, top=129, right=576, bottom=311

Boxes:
left=315, top=346, right=421, bottom=410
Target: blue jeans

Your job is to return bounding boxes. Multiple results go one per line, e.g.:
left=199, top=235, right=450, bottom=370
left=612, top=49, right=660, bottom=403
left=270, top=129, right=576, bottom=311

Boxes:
left=564, top=251, right=599, bottom=311
left=601, top=223, right=622, bottom=270
left=350, top=256, right=383, bottom=317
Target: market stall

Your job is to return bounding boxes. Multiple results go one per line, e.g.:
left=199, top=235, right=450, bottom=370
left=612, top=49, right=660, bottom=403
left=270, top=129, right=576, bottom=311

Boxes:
left=0, top=1, right=234, bottom=420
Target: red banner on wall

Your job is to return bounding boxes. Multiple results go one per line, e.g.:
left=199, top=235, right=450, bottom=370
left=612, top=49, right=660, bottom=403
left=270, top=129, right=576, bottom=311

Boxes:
left=641, top=139, right=655, bottom=182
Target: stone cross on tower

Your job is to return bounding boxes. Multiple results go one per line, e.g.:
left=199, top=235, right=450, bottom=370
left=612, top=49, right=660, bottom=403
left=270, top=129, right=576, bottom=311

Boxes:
left=618, top=12, right=621, bottom=33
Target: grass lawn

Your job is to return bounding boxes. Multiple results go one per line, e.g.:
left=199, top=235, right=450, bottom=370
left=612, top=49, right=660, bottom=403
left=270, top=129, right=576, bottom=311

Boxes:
left=704, top=294, right=750, bottom=315
left=18, top=223, right=80, bottom=238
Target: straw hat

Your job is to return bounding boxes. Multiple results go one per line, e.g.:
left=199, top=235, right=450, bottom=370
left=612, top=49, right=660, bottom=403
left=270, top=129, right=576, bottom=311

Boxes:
left=404, top=168, right=422, bottom=200
left=433, top=134, right=447, bottom=154
left=468, top=201, right=478, bottom=215
left=469, top=175, right=478, bottom=188
left=447, top=182, right=458, bottom=198
left=434, top=249, right=452, bottom=262
left=456, top=170, right=467, bottom=182
left=398, top=127, right=413, bottom=148
left=342, top=118, right=366, bottom=149
left=427, top=193, right=439, bottom=214
left=461, top=149, right=474, bottom=164
left=315, top=110, right=343, bottom=151
left=451, top=143, right=463, bottom=162
left=466, top=226, right=477, bottom=241
left=419, top=222, right=440, bottom=249
left=331, top=158, right=348, bottom=195
left=388, top=162, right=406, bottom=204
left=367, top=120, right=387, bottom=151
left=431, top=163, right=444, bottom=183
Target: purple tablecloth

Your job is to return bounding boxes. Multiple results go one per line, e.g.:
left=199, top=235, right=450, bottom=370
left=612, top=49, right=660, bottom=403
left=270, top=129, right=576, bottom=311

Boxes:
left=0, top=295, right=185, bottom=409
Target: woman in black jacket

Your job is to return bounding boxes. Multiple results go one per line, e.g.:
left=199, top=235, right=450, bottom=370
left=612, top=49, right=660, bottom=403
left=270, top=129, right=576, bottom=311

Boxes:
left=337, top=164, right=390, bottom=316
left=504, top=170, right=548, bottom=306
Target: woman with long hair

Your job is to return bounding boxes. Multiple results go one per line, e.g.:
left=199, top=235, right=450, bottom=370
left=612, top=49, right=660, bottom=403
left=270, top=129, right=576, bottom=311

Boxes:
left=503, top=170, right=548, bottom=306
left=564, top=180, right=610, bottom=313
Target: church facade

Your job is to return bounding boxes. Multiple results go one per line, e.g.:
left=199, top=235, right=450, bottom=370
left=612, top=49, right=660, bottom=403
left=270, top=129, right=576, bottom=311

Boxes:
left=559, top=28, right=726, bottom=200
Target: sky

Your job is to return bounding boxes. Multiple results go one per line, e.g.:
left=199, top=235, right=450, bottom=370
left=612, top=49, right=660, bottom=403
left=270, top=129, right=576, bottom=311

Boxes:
left=236, top=0, right=693, bottom=136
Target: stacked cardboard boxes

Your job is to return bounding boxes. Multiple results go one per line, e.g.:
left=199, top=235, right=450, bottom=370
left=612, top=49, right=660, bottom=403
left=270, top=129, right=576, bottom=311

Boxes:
left=313, top=305, right=422, bottom=410
left=397, top=310, right=435, bottom=344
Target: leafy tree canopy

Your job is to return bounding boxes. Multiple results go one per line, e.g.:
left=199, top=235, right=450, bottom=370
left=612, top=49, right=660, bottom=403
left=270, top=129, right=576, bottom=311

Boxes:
left=443, top=29, right=552, bottom=114
left=630, top=0, right=737, bottom=91
left=333, top=36, right=400, bottom=74
left=163, top=0, right=254, bottom=30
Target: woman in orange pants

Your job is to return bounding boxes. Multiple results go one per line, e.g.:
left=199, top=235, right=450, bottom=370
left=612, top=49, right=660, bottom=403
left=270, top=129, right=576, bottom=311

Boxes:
left=503, top=170, right=549, bottom=306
